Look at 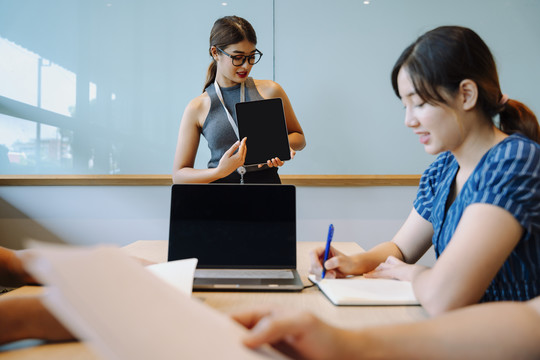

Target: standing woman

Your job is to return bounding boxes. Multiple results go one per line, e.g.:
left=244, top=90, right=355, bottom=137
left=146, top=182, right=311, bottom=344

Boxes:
left=172, top=16, right=305, bottom=184
left=311, top=26, right=540, bottom=315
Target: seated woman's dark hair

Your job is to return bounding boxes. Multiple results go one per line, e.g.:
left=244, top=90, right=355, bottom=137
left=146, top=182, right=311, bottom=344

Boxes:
left=391, top=26, right=539, bottom=143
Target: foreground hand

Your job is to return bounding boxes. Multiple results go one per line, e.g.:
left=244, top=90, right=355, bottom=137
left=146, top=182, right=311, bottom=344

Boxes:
left=364, top=256, right=426, bottom=281
left=309, top=246, right=357, bottom=279
left=217, top=137, right=247, bottom=175
left=5, top=248, right=40, bottom=286
left=0, top=296, right=75, bottom=345
left=232, top=306, right=347, bottom=360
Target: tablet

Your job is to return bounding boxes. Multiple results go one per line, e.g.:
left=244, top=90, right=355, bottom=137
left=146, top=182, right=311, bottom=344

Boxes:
left=235, top=98, right=291, bottom=166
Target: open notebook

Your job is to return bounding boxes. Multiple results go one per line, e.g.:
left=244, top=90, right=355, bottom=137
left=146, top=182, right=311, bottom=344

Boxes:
left=309, top=274, right=419, bottom=306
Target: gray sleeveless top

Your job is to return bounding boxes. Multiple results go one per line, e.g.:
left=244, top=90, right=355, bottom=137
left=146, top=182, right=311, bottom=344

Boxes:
left=202, top=77, right=264, bottom=168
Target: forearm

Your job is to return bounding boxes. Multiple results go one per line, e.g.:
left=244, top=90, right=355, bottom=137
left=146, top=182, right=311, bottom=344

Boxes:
left=344, top=301, right=540, bottom=360
left=172, top=167, right=228, bottom=184
left=288, top=132, right=306, bottom=151
left=410, top=268, right=450, bottom=315
left=0, top=296, right=74, bottom=345
left=350, top=242, right=403, bottom=274
left=412, top=266, right=485, bottom=316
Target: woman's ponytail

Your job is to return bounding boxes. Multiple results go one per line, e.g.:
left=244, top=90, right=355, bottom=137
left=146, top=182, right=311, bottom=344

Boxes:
left=499, top=99, right=540, bottom=144
left=203, top=60, right=217, bottom=93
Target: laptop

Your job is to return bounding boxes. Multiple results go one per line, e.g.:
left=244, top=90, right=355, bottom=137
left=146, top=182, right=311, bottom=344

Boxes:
left=235, top=98, right=291, bottom=166
left=167, top=184, right=304, bottom=291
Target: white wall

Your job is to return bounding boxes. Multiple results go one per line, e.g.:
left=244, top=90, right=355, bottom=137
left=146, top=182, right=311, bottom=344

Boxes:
left=0, top=185, right=435, bottom=266
left=2, top=0, right=539, bottom=175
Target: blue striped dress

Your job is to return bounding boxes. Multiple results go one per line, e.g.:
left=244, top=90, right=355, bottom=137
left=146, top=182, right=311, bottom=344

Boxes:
left=414, top=133, right=540, bottom=302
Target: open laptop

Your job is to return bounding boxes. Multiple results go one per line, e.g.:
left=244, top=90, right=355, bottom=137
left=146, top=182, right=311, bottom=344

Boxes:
left=167, top=184, right=304, bottom=291
left=236, top=98, right=291, bottom=166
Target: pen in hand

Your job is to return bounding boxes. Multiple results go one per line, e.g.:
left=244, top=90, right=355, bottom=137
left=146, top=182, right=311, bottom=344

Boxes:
left=322, top=224, right=334, bottom=279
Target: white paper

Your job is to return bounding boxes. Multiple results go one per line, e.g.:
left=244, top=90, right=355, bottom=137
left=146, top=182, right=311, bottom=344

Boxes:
left=309, top=274, right=419, bottom=306
left=146, top=258, right=197, bottom=295
left=22, top=244, right=289, bottom=360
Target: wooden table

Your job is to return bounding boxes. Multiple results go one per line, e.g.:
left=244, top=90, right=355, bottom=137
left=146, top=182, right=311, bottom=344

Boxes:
left=0, top=241, right=428, bottom=359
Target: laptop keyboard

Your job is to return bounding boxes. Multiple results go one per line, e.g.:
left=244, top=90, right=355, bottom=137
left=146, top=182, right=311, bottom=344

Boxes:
left=195, top=269, right=294, bottom=279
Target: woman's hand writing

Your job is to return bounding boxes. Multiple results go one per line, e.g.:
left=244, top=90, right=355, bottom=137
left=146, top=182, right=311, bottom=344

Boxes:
left=309, top=246, right=359, bottom=279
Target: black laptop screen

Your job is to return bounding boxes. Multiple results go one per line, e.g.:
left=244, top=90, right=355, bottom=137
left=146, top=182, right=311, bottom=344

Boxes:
left=168, top=184, right=296, bottom=268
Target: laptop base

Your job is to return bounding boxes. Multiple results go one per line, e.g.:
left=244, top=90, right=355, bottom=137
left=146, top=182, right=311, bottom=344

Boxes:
left=193, top=271, right=304, bottom=291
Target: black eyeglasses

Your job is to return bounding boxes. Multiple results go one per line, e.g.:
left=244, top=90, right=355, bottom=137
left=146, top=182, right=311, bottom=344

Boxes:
left=216, top=47, right=263, bottom=66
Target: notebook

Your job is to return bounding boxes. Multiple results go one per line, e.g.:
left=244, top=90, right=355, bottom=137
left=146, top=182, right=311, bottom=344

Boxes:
left=235, top=98, right=291, bottom=166
left=168, top=184, right=304, bottom=291
left=308, top=274, right=419, bottom=306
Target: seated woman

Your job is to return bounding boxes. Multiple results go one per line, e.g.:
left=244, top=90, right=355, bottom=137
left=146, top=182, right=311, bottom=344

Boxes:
left=310, top=25, right=540, bottom=315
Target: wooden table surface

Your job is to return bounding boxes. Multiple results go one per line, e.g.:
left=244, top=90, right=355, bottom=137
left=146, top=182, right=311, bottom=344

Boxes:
left=0, top=241, right=428, bottom=359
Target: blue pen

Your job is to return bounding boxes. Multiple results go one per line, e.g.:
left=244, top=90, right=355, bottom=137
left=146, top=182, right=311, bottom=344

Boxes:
left=322, top=224, right=334, bottom=279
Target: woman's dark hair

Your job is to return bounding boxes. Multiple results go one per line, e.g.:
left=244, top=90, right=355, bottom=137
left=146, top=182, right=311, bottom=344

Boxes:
left=203, top=16, right=257, bottom=92
left=391, top=26, right=540, bottom=143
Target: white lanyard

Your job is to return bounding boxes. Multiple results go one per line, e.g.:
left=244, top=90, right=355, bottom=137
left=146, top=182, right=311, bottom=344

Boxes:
left=214, top=79, right=247, bottom=183
left=214, top=79, right=245, bottom=139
